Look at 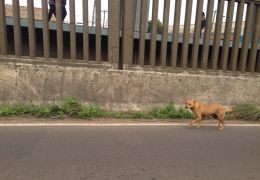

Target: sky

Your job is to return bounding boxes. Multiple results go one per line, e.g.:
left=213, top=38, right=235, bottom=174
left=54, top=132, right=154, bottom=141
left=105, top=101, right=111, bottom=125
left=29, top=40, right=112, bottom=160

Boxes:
left=5, top=0, right=247, bottom=27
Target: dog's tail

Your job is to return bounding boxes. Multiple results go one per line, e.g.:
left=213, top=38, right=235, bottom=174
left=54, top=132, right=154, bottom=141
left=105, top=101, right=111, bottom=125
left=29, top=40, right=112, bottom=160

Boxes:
left=225, top=107, right=233, bottom=113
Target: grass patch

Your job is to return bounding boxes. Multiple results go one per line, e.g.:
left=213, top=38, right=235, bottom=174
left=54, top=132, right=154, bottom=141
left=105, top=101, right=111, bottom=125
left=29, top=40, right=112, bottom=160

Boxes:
left=232, top=103, right=260, bottom=121
left=224, top=112, right=235, bottom=120
left=0, top=100, right=193, bottom=120
left=78, top=106, right=106, bottom=119
left=0, top=104, right=15, bottom=116
left=61, top=97, right=82, bottom=116
left=0, top=103, right=36, bottom=117
left=149, top=103, right=194, bottom=119
left=35, top=105, right=64, bottom=118
left=1, top=98, right=259, bottom=121
left=130, top=111, right=152, bottom=119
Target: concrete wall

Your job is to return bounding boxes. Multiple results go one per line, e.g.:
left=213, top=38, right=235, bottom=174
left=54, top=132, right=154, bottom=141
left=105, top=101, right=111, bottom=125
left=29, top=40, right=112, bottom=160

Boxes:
left=0, top=58, right=260, bottom=111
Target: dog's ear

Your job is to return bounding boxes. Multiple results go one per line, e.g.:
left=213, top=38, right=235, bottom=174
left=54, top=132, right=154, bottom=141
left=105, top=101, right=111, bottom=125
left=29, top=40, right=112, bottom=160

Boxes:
left=193, top=100, right=199, bottom=107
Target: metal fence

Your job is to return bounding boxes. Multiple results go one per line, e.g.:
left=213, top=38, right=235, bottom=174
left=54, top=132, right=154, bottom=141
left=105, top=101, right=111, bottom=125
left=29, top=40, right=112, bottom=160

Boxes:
left=0, top=0, right=259, bottom=73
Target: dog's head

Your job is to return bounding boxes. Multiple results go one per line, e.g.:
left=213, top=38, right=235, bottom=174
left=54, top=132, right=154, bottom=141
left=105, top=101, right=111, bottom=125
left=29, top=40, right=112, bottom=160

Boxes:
left=185, top=100, right=198, bottom=110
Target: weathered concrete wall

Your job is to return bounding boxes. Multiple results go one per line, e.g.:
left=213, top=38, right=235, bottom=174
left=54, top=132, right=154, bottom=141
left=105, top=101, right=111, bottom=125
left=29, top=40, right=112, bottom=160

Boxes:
left=0, top=58, right=260, bottom=111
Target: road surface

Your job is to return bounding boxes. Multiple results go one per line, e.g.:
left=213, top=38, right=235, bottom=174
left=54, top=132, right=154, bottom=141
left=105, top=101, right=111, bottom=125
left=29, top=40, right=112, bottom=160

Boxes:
left=0, top=125, right=260, bottom=180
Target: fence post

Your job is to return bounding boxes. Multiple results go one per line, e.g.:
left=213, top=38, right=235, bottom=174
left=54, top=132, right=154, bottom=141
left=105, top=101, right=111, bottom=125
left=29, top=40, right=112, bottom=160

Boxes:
left=83, top=0, right=89, bottom=62
left=69, top=0, right=76, bottom=61
left=239, top=1, right=254, bottom=72
left=0, top=0, right=7, bottom=55
left=230, top=0, right=245, bottom=71
left=138, top=0, right=148, bottom=66
left=180, top=0, right=192, bottom=69
left=201, top=0, right=214, bottom=69
left=42, top=0, right=50, bottom=59
left=96, top=0, right=101, bottom=62
left=257, top=50, right=260, bottom=72
left=12, top=0, right=22, bottom=57
left=248, top=4, right=260, bottom=72
left=108, top=0, right=120, bottom=65
left=221, top=0, right=235, bottom=71
left=122, top=0, right=135, bottom=66
left=27, top=0, right=36, bottom=58
left=211, top=0, right=225, bottom=70
left=171, top=0, right=182, bottom=68
left=149, top=0, right=159, bottom=67
left=160, top=0, right=170, bottom=67
left=191, top=0, right=204, bottom=69
left=56, top=0, right=63, bottom=61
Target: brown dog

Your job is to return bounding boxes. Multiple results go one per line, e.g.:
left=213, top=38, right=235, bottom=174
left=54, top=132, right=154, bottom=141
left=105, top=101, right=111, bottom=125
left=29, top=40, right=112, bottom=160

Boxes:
left=185, top=100, right=232, bottom=130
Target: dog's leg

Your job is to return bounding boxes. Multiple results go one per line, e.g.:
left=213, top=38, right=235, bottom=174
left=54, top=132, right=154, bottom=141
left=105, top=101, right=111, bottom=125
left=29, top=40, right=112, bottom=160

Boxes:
left=218, top=112, right=225, bottom=130
left=188, top=120, right=193, bottom=128
left=217, top=119, right=224, bottom=130
left=188, top=119, right=197, bottom=128
left=194, top=114, right=202, bottom=128
left=195, top=118, right=202, bottom=128
left=188, top=116, right=201, bottom=128
left=219, top=119, right=225, bottom=130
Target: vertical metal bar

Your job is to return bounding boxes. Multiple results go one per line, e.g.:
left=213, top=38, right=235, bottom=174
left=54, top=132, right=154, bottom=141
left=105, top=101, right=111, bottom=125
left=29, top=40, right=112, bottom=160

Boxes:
left=69, top=0, right=76, bottom=60
left=171, top=0, right=182, bottom=68
left=239, top=1, right=254, bottom=72
left=108, top=0, right=112, bottom=62
left=108, top=0, right=120, bottom=64
left=180, top=0, right=193, bottom=69
left=96, top=0, right=101, bottom=62
left=0, top=0, right=7, bottom=55
left=201, top=0, right=214, bottom=69
left=122, top=0, right=135, bottom=65
left=12, top=0, right=22, bottom=56
left=160, top=0, right=170, bottom=67
left=149, top=0, right=159, bottom=67
left=83, top=0, right=89, bottom=62
left=211, top=0, right=225, bottom=70
left=230, top=0, right=245, bottom=71
left=56, top=0, right=63, bottom=60
left=42, top=0, right=50, bottom=59
left=220, top=0, right=235, bottom=71
left=257, top=50, right=260, bottom=72
left=191, top=0, right=204, bottom=68
left=248, top=4, right=260, bottom=72
left=27, top=0, right=36, bottom=58
left=138, top=0, right=148, bottom=66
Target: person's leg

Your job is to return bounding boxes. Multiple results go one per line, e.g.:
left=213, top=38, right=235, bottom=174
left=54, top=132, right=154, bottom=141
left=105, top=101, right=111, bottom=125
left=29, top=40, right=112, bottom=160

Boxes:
left=200, top=21, right=205, bottom=38
left=62, top=5, right=67, bottom=22
left=48, top=5, right=56, bottom=21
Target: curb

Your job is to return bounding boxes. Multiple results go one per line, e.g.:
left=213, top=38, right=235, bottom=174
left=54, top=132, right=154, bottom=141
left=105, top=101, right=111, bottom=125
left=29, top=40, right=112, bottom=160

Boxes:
left=1, top=123, right=260, bottom=127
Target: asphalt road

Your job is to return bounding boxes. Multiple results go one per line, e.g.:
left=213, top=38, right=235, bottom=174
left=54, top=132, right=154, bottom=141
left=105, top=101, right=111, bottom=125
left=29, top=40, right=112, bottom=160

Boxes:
left=0, top=125, right=260, bottom=180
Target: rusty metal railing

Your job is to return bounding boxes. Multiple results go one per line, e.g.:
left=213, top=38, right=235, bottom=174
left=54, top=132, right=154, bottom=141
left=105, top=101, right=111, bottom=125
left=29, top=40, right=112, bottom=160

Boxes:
left=124, top=0, right=260, bottom=73
left=0, top=0, right=259, bottom=73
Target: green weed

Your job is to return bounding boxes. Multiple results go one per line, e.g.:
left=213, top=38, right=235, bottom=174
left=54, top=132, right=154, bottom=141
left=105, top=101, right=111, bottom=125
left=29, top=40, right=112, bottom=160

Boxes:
left=233, top=103, right=260, bottom=121
left=1, top=99, right=258, bottom=121
left=78, top=106, right=105, bottom=119
left=149, top=103, right=193, bottom=119
left=61, top=97, right=82, bottom=116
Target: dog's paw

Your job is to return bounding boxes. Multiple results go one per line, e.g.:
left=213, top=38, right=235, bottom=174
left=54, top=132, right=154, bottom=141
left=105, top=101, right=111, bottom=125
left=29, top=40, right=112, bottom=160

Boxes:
left=218, top=127, right=224, bottom=131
